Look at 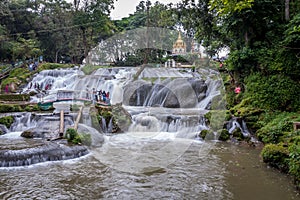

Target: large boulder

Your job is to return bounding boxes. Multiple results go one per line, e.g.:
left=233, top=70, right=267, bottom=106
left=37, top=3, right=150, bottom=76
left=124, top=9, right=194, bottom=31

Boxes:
left=188, top=79, right=208, bottom=96
left=164, top=78, right=199, bottom=108
left=123, top=80, right=152, bottom=106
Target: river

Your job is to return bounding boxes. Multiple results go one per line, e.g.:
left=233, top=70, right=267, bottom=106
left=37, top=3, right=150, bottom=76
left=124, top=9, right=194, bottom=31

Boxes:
left=0, top=139, right=299, bottom=199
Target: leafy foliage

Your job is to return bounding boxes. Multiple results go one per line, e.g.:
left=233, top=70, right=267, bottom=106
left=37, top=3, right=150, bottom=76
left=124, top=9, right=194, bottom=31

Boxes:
left=289, top=139, right=300, bottom=187
left=0, top=116, right=14, bottom=129
left=244, top=73, right=300, bottom=111
left=256, top=112, right=299, bottom=143
left=0, top=0, right=114, bottom=64
left=66, top=128, right=91, bottom=146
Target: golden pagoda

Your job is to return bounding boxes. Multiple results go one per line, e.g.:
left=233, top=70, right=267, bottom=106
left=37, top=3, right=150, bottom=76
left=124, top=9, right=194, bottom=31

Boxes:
left=172, top=32, right=186, bottom=55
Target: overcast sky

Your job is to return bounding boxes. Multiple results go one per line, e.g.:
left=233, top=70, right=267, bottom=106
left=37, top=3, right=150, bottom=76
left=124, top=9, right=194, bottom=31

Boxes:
left=110, top=0, right=181, bottom=20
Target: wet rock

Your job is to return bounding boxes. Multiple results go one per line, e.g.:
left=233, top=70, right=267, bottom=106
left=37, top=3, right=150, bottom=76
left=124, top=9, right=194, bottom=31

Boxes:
left=198, top=93, right=206, bottom=101
left=188, top=79, right=208, bottom=96
left=165, top=79, right=199, bottom=108
left=163, top=93, right=180, bottom=108
left=123, top=80, right=152, bottom=106
left=21, top=129, right=34, bottom=138
left=0, top=124, right=9, bottom=135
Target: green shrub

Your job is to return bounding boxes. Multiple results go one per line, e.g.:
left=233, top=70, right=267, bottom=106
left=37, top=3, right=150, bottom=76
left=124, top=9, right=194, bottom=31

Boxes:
left=9, top=68, right=31, bottom=82
left=261, top=143, right=289, bottom=173
left=0, top=104, right=23, bottom=112
left=0, top=94, right=30, bottom=101
left=0, top=116, right=14, bottom=128
left=66, top=128, right=91, bottom=146
left=24, top=104, right=40, bottom=112
left=66, top=128, right=77, bottom=142
left=256, top=112, right=298, bottom=143
left=288, top=136, right=300, bottom=187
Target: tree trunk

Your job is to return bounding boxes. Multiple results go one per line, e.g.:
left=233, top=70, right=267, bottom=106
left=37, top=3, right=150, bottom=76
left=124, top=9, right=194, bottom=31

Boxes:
left=285, top=0, right=290, bottom=21
left=82, top=28, right=88, bottom=63
left=55, top=50, right=60, bottom=63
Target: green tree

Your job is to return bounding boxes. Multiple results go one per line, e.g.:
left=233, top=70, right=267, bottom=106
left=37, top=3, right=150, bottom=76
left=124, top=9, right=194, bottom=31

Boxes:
left=71, top=0, right=114, bottom=63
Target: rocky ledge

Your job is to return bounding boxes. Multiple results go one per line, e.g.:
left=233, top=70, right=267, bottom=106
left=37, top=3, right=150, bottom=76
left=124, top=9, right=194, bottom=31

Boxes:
left=0, top=139, right=89, bottom=167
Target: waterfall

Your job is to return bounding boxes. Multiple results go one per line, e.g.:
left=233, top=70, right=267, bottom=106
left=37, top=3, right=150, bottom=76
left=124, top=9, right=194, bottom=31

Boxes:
left=143, top=83, right=170, bottom=107
left=9, top=66, right=229, bottom=169
left=25, top=67, right=136, bottom=105
left=128, top=110, right=208, bottom=139
left=101, top=117, right=108, bottom=133
left=107, top=118, right=113, bottom=133
left=227, top=118, right=250, bottom=137
left=197, top=79, right=222, bottom=109
left=100, top=117, right=113, bottom=134
left=10, top=113, right=36, bottom=132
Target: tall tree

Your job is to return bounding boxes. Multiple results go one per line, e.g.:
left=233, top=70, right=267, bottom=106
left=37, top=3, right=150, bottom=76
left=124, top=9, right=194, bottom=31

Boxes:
left=71, top=0, right=114, bottom=63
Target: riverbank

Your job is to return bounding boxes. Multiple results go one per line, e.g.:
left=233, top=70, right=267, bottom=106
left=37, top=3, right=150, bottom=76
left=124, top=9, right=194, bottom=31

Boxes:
left=218, top=64, right=300, bottom=190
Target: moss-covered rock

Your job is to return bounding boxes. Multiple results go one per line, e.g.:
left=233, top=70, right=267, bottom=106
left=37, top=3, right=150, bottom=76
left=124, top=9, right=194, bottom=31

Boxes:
left=81, top=64, right=107, bottom=75
left=261, top=143, right=289, bottom=173
left=231, top=128, right=244, bottom=141
left=204, top=110, right=227, bottom=131
left=199, top=129, right=215, bottom=140
left=78, top=133, right=92, bottom=146
left=217, top=129, right=230, bottom=141
left=37, top=63, right=74, bottom=71
left=111, top=104, right=132, bottom=132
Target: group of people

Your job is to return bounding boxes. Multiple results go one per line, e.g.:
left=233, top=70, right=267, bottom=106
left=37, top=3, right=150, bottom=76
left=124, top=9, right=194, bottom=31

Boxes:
left=94, top=89, right=110, bottom=104
left=28, top=82, right=52, bottom=91
left=87, top=88, right=110, bottom=104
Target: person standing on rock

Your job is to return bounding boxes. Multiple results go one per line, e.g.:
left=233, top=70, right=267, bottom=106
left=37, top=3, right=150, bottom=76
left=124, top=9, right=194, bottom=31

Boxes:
left=86, top=88, right=90, bottom=100
left=5, top=84, right=9, bottom=93
left=92, top=88, right=97, bottom=104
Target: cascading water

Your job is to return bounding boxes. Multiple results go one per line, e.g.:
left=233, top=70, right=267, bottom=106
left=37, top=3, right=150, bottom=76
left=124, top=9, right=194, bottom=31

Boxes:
left=8, top=66, right=224, bottom=169
left=1, top=66, right=297, bottom=199
left=10, top=113, right=37, bottom=132
left=88, top=67, right=226, bottom=173
left=227, top=117, right=251, bottom=137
